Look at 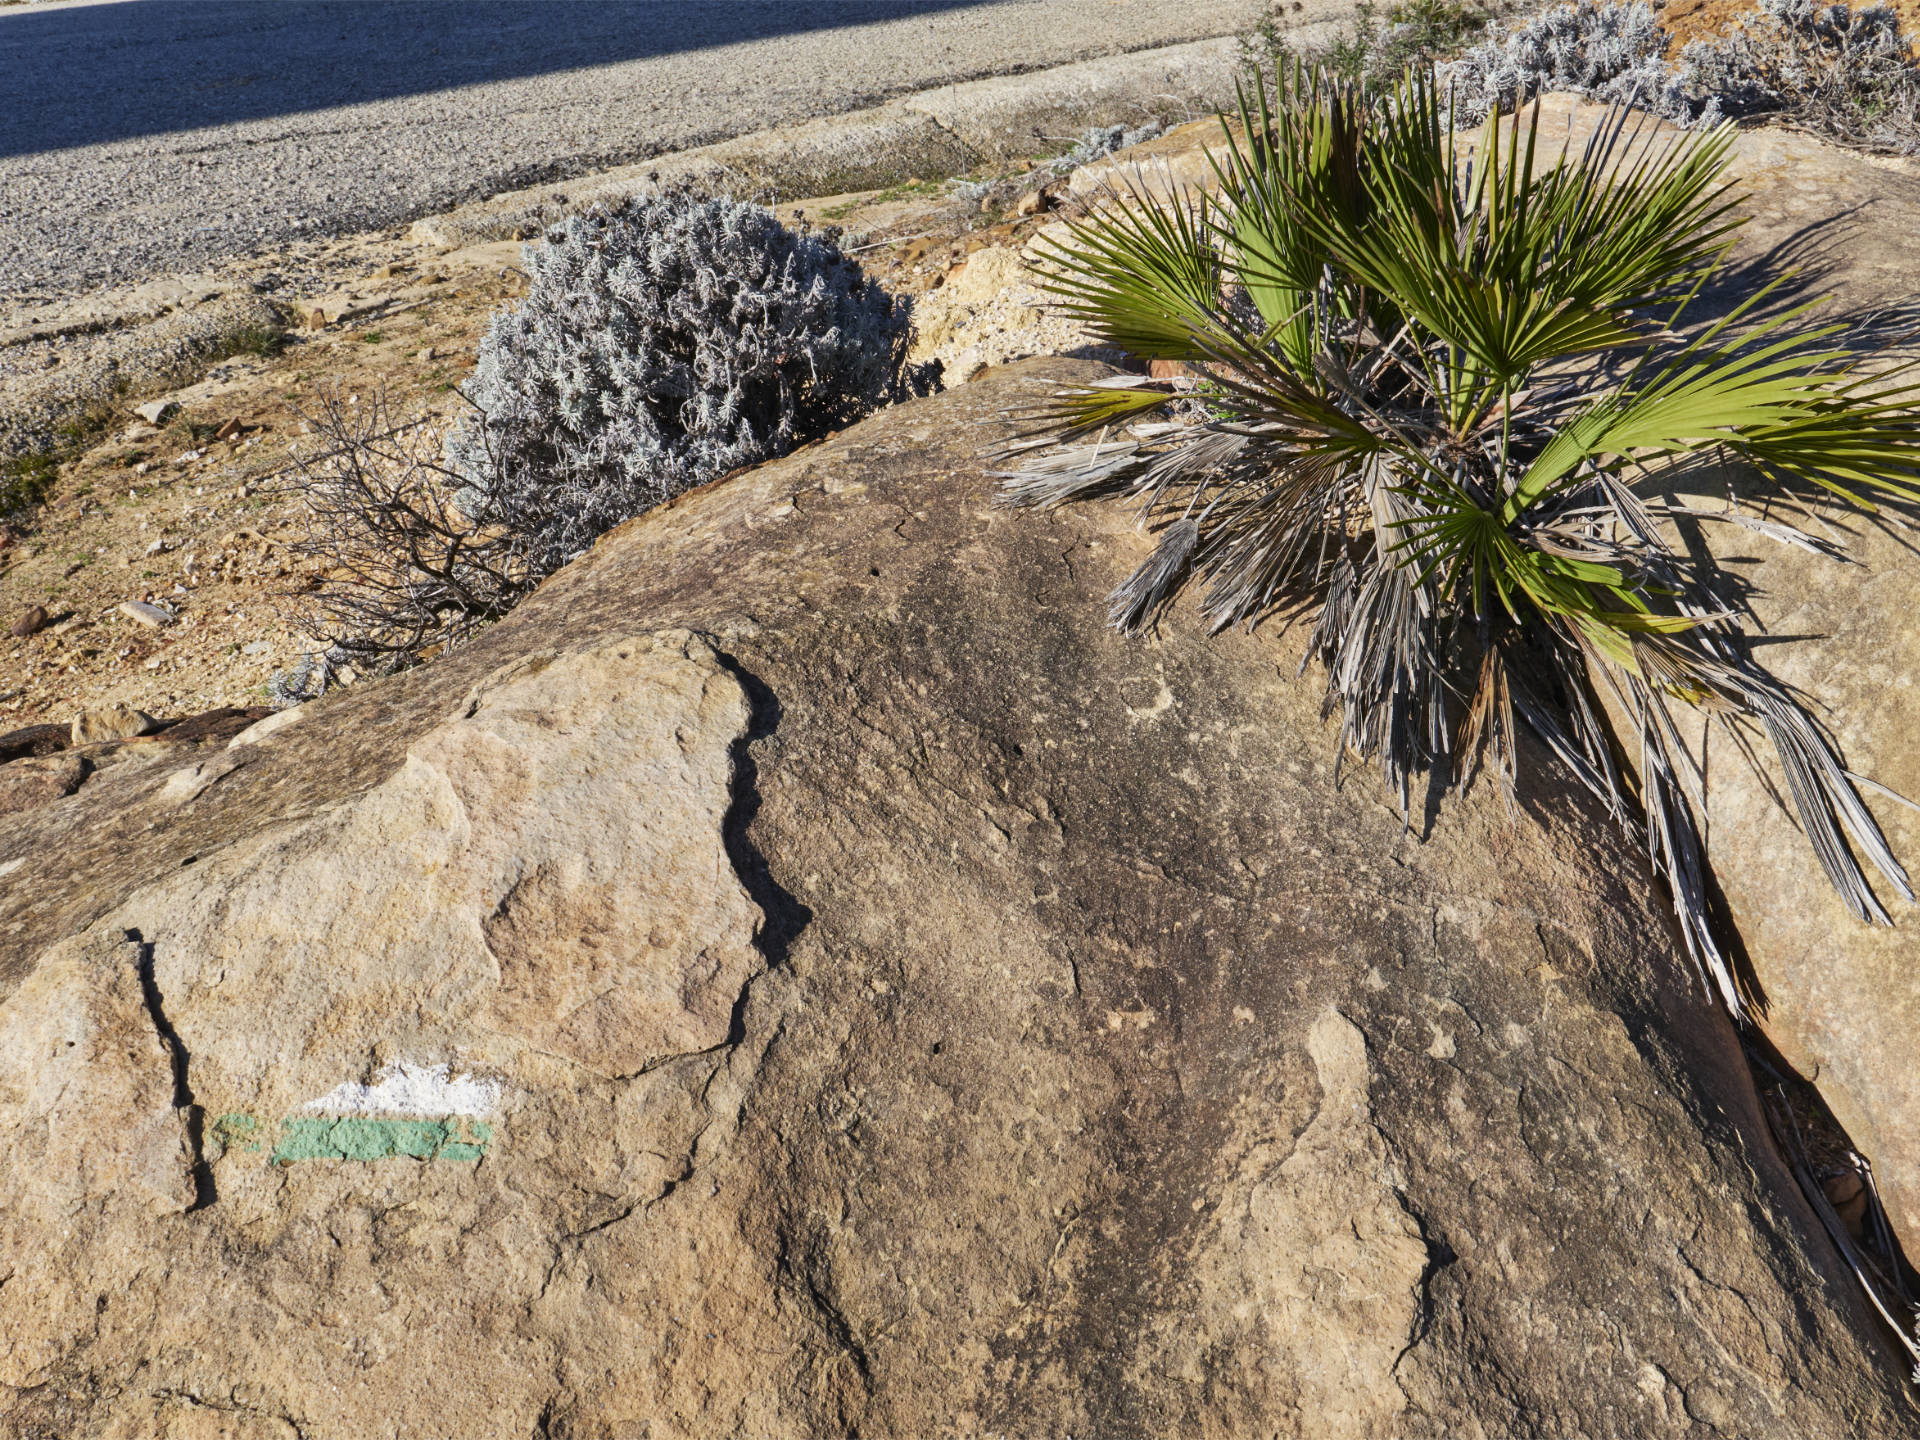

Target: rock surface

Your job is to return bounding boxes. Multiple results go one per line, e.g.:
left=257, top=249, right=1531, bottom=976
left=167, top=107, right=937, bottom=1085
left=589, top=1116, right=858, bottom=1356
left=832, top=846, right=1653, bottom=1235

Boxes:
left=1508, top=104, right=1920, bottom=1255
left=0, top=362, right=1914, bottom=1436
left=68, top=703, right=161, bottom=745
left=1652, top=452, right=1920, bottom=1248
left=1674, top=123, right=1920, bottom=1255
left=0, top=751, right=87, bottom=813
left=908, top=243, right=1122, bottom=385
left=1041, top=92, right=1920, bottom=1260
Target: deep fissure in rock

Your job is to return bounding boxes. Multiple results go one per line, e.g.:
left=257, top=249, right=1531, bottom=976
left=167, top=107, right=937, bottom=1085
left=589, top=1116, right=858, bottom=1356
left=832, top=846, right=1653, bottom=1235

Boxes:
left=707, top=643, right=812, bottom=974
left=124, top=926, right=215, bottom=1211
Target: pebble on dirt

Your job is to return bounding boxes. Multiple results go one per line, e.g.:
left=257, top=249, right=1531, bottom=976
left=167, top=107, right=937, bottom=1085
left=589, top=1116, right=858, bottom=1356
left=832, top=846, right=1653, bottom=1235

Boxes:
left=10, top=605, right=48, bottom=638
left=134, top=400, right=179, bottom=425
left=120, top=599, right=175, bottom=627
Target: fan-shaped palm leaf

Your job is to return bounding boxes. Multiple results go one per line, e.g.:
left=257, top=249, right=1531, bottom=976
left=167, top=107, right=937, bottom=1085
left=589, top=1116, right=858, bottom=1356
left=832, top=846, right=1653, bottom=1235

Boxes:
left=1000, top=65, right=1920, bottom=1021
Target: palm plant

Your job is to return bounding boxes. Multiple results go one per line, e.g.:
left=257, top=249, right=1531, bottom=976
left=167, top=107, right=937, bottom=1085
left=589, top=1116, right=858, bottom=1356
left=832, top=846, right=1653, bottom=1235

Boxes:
left=999, top=67, right=1920, bottom=1018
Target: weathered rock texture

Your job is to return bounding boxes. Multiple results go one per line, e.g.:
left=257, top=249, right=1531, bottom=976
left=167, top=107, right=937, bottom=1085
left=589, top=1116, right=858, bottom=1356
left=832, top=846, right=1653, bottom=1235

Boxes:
left=0, top=362, right=1914, bottom=1437
left=1524, top=106, right=1920, bottom=1255
left=1050, top=92, right=1920, bottom=1260
left=908, top=244, right=1122, bottom=385
left=1672, top=127, right=1920, bottom=1254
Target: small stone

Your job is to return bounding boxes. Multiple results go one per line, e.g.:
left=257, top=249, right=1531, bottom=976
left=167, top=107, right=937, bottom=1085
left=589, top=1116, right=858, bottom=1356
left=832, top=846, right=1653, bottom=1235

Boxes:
left=213, top=417, right=242, bottom=442
left=1148, top=358, right=1194, bottom=380
left=123, top=423, right=160, bottom=443
left=978, top=193, right=996, bottom=213
left=120, top=600, right=174, bottom=628
left=416, top=345, right=437, bottom=363
left=306, top=308, right=327, bottom=330
left=70, top=705, right=162, bottom=745
left=10, top=605, right=47, bottom=638
left=134, top=400, right=179, bottom=425
left=1015, top=188, right=1052, bottom=218
left=145, top=538, right=170, bottom=556
left=242, top=640, right=272, bottom=657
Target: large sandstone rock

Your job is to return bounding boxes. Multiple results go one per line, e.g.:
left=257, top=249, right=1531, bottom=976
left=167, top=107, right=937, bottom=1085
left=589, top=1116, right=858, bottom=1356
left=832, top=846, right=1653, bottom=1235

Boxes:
left=1616, top=119, right=1920, bottom=1250
left=1048, top=92, right=1920, bottom=1258
left=1653, top=456, right=1920, bottom=1244
left=907, top=244, right=1122, bottom=385
left=0, top=362, right=1914, bottom=1436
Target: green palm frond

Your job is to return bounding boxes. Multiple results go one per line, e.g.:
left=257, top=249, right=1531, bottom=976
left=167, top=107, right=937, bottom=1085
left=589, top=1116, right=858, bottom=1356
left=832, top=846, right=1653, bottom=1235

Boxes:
left=998, top=64, right=1920, bottom=1021
left=1026, top=173, right=1224, bottom=361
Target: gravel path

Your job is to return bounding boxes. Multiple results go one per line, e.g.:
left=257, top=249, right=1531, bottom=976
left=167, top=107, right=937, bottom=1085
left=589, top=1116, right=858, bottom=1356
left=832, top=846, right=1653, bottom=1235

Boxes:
left=0, top=0, right=1264, bottom=303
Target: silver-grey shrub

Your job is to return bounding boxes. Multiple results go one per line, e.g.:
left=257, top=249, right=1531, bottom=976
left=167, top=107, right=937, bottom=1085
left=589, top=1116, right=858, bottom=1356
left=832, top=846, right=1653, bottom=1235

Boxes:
left=445, top=192, right=921, bottom=578
left=1446, top=0, right=1920, bottom=153
left=275, top=194, right=920, bottom=696
left=1446, top=1, right=1709, bottom=124
left=1678, top=0, right=1920, bottom=154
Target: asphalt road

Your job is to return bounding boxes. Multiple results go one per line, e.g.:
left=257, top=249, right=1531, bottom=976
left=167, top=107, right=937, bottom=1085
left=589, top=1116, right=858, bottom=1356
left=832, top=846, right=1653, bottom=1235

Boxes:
left=0, top=0, right=1265, bottom=303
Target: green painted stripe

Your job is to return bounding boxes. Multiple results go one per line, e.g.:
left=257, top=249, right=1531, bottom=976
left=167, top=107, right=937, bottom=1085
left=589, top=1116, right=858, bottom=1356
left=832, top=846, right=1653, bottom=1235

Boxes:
left=215, top=1112, right=265, bottom=1152
left=208, top=1113, right=494, bottom=1165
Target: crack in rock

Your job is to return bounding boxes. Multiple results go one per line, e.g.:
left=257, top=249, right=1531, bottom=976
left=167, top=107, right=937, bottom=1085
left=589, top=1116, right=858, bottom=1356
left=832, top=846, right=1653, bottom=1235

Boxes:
left=124, top=927, right=214, bottom=1211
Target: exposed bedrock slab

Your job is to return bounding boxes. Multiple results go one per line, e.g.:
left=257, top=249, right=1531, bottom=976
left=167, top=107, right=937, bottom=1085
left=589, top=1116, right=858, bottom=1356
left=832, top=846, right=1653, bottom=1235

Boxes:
left=1070, top=91, right=1920, bottom=1260
left=1634, top=117, right=1920, bottom=1252
left=0, top=362, right=1913, bottom=1436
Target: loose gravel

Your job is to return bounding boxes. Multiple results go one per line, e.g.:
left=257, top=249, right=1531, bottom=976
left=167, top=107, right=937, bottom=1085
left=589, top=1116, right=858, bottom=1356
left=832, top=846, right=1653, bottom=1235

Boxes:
left=0, top=0, right=1262, bottom=306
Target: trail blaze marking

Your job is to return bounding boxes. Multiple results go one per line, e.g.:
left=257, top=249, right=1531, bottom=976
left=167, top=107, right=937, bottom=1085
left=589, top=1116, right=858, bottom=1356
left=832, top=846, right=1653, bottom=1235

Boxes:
left=271, top=1116, right=494, bottom=1164
left=214, top=1061, right=501, bottom=1166
left=301, top=1061, right=502, bottom=1119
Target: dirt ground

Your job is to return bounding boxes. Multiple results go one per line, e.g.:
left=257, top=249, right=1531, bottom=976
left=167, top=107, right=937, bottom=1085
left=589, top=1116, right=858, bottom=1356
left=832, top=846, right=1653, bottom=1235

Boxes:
left=0, top=253, right=521, bottom=729
left=0, top=160, right=1093, bottom=735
